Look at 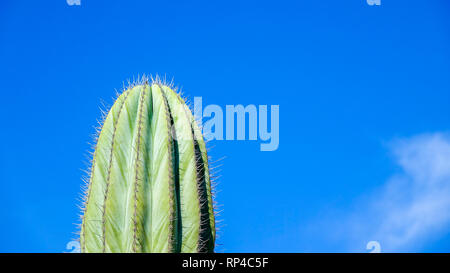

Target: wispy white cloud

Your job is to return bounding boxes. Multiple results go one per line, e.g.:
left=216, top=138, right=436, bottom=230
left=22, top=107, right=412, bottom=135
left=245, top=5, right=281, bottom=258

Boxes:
left=369, top=133, right=450, bottom=251
left=305, top=133, right=450, bottom=252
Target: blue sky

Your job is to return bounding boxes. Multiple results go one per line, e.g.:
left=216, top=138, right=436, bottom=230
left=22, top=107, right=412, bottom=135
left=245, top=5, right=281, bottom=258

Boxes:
left=1, top=0, right=450, bottom=252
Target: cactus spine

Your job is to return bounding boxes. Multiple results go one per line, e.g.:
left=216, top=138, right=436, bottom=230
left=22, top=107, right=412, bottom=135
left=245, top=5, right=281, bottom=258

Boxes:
left=80, top=77, right=215, bottom=253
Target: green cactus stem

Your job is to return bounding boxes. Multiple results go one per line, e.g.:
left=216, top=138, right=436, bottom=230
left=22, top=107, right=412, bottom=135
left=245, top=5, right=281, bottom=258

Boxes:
left=80, top=76, right=215, bottom=253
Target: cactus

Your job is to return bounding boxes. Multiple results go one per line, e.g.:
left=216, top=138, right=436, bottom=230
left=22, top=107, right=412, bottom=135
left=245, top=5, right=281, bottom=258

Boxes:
left=79, top=76, right=215, bottom=253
